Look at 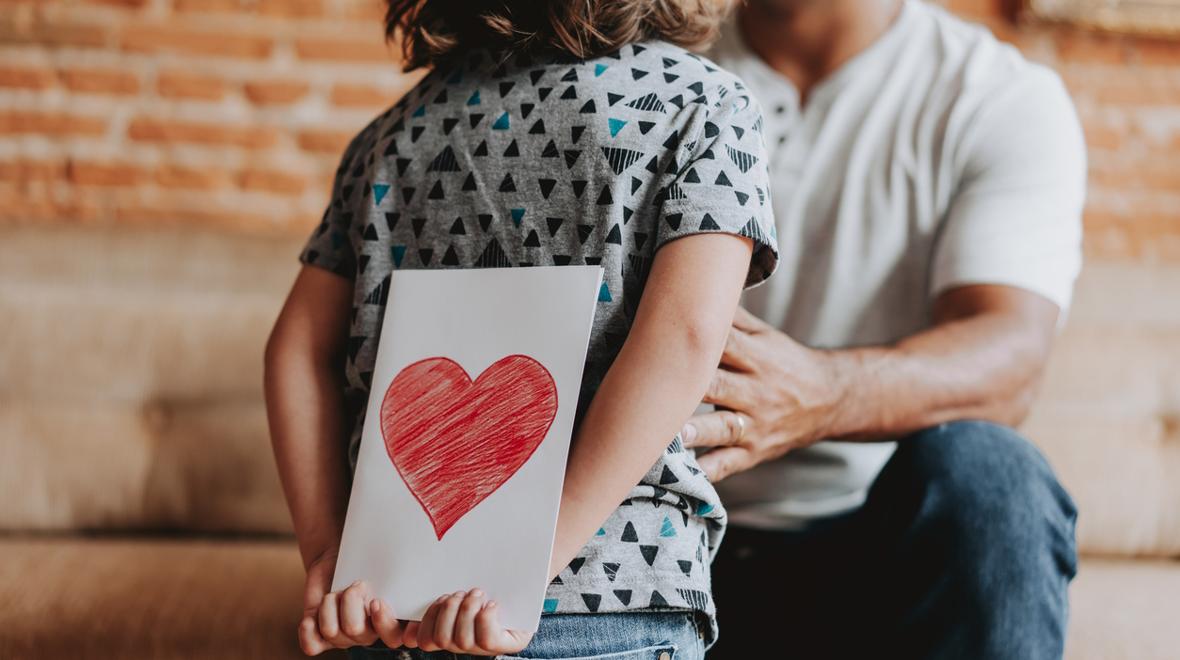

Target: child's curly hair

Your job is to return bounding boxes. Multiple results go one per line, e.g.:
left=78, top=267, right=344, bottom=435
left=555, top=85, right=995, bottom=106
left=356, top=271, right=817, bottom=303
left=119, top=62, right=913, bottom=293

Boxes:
left=385, top=0, right=735, bottom=71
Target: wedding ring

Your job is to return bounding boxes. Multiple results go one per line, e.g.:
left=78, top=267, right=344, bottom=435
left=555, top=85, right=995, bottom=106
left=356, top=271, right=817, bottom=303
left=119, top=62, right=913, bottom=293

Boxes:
left=734, top=413, right=747, bottom=441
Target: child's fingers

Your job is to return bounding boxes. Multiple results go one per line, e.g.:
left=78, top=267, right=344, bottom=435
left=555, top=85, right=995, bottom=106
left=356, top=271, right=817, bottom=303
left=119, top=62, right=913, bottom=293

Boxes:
left=415, top=595, right=445, bottom=652
left=428, top=591, right=465, bottom=651
left=368, top=599, right=405, bottom=649
left=473, top=600, right=505, bottom=652
left=298, top=613, right=332, bottom=656
left=402, top=619, right=421, bottom=649
left=317, top=592, right=342, bottom=644
left=452, top=590, right=486, bottom=651
left=339, top=581, right=377, bottom=643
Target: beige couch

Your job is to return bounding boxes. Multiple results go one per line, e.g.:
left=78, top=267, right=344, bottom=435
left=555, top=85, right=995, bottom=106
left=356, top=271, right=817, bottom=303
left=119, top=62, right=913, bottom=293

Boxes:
left=1, top=225, right=1177, bottom=658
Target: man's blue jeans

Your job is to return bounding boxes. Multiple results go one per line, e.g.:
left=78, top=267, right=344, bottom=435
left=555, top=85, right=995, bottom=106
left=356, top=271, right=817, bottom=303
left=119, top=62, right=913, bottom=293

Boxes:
left=709, top=421, right=1079, bottom=660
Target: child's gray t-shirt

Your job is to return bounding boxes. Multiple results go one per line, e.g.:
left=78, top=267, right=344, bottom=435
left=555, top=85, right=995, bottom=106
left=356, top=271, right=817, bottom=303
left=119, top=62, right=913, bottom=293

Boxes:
left=299, top=39, right=779, bottom=644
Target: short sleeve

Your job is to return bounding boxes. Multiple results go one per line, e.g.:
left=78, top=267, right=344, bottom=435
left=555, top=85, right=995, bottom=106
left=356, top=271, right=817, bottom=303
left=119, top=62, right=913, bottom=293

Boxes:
left=299, top=137, right=363, bottom=279
left=931, top=66, right=1086, bottom=320
left=654, top=85, right=780, bottom=288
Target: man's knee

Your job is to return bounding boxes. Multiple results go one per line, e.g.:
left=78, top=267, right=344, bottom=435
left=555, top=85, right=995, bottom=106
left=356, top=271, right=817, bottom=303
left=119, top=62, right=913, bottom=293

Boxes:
left=878, top=420, right=1079, bottom=580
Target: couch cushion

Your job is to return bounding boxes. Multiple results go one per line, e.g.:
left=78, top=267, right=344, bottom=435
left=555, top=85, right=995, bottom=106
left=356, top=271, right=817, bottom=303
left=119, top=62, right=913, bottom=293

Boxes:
left=0, top=534, right=346, bottom=659
left=1067, top=557, right=1180, bottom=660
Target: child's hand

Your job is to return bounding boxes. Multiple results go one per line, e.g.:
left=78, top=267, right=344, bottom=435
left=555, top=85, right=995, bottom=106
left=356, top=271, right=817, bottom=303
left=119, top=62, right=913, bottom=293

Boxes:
left=298, top=554, right=396, bottom=655
left=379, top=589, right=533, bottom=655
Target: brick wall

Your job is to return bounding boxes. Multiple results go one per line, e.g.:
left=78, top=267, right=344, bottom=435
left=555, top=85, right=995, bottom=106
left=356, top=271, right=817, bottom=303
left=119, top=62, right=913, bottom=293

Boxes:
left=1, top=0, right=1177, bottom=258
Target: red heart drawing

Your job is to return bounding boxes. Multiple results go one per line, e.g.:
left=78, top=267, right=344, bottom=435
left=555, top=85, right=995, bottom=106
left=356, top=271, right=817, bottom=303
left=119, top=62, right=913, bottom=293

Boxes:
left=380, top=355, right=558, bottom=540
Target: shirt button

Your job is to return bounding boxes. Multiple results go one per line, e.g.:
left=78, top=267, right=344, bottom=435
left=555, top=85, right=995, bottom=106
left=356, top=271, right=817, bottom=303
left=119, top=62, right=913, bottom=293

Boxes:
left=658, top=652, right=672, bottom=660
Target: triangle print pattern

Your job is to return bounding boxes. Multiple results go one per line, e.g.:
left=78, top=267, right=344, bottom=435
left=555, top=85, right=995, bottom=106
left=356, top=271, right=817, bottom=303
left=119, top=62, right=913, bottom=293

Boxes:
left=295, top=39, right=780, bottom=647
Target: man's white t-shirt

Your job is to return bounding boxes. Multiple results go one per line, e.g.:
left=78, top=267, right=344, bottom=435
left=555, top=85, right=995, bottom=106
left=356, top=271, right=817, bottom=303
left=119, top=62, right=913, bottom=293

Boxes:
left=707, top=0, right=1086, bottom=529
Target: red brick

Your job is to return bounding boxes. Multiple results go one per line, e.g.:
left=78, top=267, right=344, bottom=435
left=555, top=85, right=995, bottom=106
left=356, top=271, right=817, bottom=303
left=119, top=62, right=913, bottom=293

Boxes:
left=1056, top=32, right=1130, bottom=66
left=66, top=160, right=148, bottom=186
left=157, top=70, right=227, bottom=100
left=128, top=117, right=279, bottom=149
left=0, top=159, right=66, bottom=184
left=294, top=34, right=394, bottom=63
left=155, top=164, right=233, bottom=189
left=330, top=83, right=396, bottom=108
left=0, top=65, right=56, bottom=89
left=60, top=68, right=140, bottom=95
left=81, top=0, right=151, bottom=8
left=0, top=14, right=110, bottom=50
left=237, top=168, right=309, bottom=194
left=1081, top=120, right=1125, bottom=151
left=121, top=22, right=273, bottom=59
left=243, top=80, right=310, bottom=105
left=0, top=111, right=107, bottom=136
left=174, top=0, right=323, bottom=17
left=297, top=129, right=354, bottom=154
left=1136, top=40, right=1180, bottom=67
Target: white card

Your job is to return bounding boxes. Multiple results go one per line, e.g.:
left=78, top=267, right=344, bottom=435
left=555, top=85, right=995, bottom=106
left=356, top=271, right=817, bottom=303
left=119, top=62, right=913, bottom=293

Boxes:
left=331, top=266, right=603, bottom=633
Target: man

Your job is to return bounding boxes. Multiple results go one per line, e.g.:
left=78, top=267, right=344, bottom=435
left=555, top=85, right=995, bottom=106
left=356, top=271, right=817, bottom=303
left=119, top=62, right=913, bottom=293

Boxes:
left=689, top=1, right=1086, bottom=658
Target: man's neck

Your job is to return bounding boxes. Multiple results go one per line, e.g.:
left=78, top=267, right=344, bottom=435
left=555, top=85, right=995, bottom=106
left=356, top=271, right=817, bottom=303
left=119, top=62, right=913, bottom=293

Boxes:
left=738, top=0, right=905, bottom=104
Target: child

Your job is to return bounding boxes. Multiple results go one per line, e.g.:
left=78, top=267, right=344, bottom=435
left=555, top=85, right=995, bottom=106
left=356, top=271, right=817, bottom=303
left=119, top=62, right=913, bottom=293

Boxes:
left=263, top=0, right=779, bottom=657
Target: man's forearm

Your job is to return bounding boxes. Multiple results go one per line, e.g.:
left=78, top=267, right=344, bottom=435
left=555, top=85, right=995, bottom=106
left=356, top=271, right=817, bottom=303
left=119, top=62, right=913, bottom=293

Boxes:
left=825, top=294, right=1056, bottom=442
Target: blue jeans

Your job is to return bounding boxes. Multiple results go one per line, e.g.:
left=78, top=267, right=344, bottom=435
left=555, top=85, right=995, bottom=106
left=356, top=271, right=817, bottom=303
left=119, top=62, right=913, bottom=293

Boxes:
left=347, top=611, right=705, bottom=660
left=710, top=421, right=1079, bottom=660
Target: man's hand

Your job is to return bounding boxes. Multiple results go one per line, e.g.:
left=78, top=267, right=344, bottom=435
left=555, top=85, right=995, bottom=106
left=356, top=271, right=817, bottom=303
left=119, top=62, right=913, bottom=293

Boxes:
left=396, top=590, right=534, bottom=655
left=681, top=306, right=849, bottom=482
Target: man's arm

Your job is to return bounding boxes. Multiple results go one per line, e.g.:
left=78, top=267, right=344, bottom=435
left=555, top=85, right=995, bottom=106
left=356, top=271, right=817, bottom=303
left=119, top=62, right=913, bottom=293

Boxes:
left=683, top=284, right=1060, bottom=481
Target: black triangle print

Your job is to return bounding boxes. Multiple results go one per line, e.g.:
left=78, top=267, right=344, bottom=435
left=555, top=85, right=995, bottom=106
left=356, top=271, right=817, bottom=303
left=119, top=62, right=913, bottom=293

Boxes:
left=605, top=223, right=622, bottom=244
left=553, top=255, right=571, bottom=265
left=519, top=260, right=533, bottom=267
left=630, top=177, right=642, bottom=195
left=561, top=67, right=578, bottom=82
left=469, top=113, right=485, bottom=128
left=726, top=145, right=758, bottom=172
left=662, top=130, right=680, bottom=150
left=560, top=85, right=577, bottom=100
left=538, top=87, right=552, bottom=101
left=499, top=173, right=516, bottom=192
left=665, top=213, right=683, bottom=230
left=503, top=139, right=520, bottom=157
left=596, top=184, right=613, bottom=205
left=475, top=238, right=510, bottom=267
left=715, top=170, right=732, bottom=186
left=418, top=248, right=433, bottom=265
left=442, top=117, right=458, bottom=135
left=645, top=155, right=659, bottom=173
left=581, top=593, right=601, bottom=612
left=677, top=589, right=708, bottom=610
left=705, top=121, right=719, bottom=138
left=364, top=274, right=390, bottom=304
left=688, top=81, right=704, bottom=95
left=462, top=173, right=477, bottom=191
left=607, top=92, right=623, bottom=106
left=538, top=178, right=557, bottom=199
left=572, top=180, right=587, bottom=197
left=667, top=94, right=684, bottom=109
left=523, top=230, right=540, bottom=247
left=700, top=213, right=720, bottom=230
left=623, top=206, right=634, bottom=224
left=659, top=465, right=679, bottom=484
left=683, top=168, right=700, bottom=184
left=520, top=103, right=534, bottom=119
left=412, top=217, right=427, bottom=237
left=357, top=254, right=370, bottom=273
left=664, top=72, right=679, bottom=83
left=427, top=180, right=444, bottom=199
left=348, top=336, right=366, bottom=360
left=585, top=255, right=602, bottom=265
left=441, top=245, right=460, bottom=266
left=529, top=69, right=545, bottom=85
left=639, top=545, right=659, bottom=566
left=473, top=140, right=488, bottom=156
left=634, top=231, right=647, bottom=250
left=733, top=125, right=745, bottom=139
left=384, top=212, right=400, bottom=231
left=662, top=56, right=678, bottom=69
left=637, top=120, right=655, bottom=135
left=614, top=589, right=632, bottom=606
left=478, top=214, right=493, bottom=231
left=426, top=148, right=457, bottom=173
left=739, top=217, right=769, bottom=244
left=602, top=562, right=620, bottom=583
left=621, top=521, right=639, bottom=542
left=626, top=92, right=666, bottom=113
left=571, top=125, right=586, bottom=143
left=569, top=557, right=586, bottom=574
left=677, top=560, right=693, bottom=576
left=499, top=81, right=515, bottom=97
left=542, top=140, right=559, bottom=157
left=529, top=119, right=546, bottom=134
left=401, top=187, right=415, bottom=203
left=383, top=139, right=398, bottom=156
left=564, top=150, right=582, bottom=169
left=631, top=68, right=648, bottom=80
left=449, top=217, right=465, bottom=235
left=396, top=158, right=412, bottom=176
left=579, top=100, right=596, bottom=114
left=735, top=190, right=749, bottom=205
left=411, top=126, right=425, bottom=142
left=577, top=224, right=593, bottom=244
left=363, top=223, right=378, bottom=240
left=601, top=146, right=643, bottom=174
